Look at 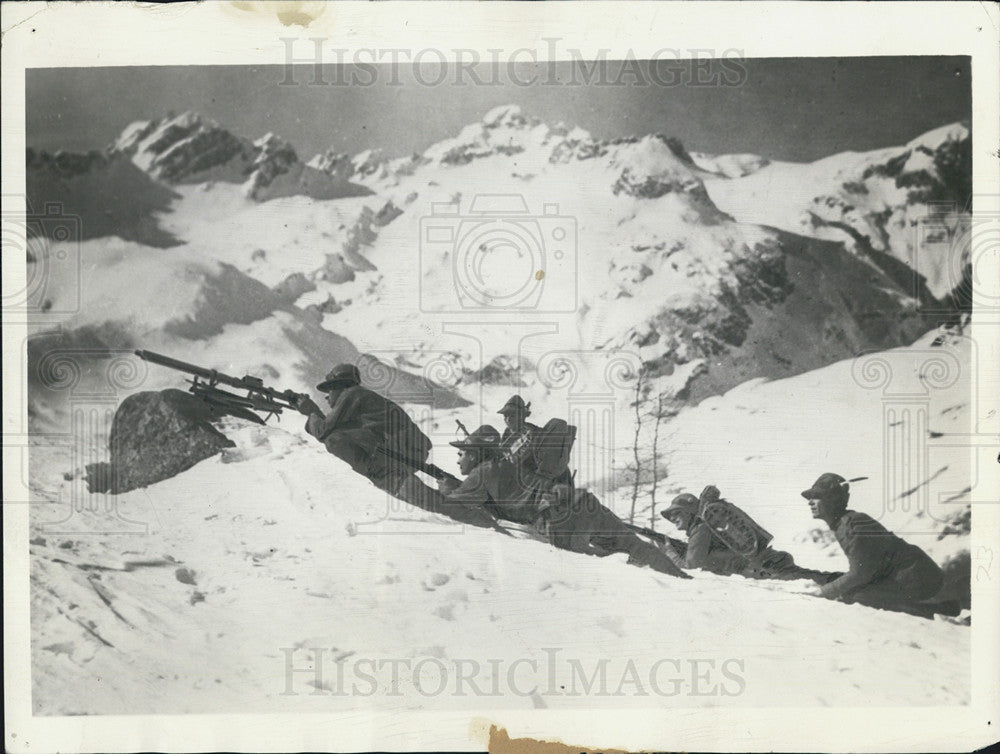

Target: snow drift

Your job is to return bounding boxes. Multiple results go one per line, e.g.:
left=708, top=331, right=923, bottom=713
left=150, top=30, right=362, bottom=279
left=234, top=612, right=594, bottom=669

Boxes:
left=24, top=103, right=976, bottom=716
left=28, top=329, right=975, bottom=714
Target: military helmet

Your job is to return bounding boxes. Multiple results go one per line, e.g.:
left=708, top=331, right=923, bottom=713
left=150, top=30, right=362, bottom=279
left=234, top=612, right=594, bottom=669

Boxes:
left=800, top=472, right=850, bottom=502
left=498, top=394, right=531, bottom=416
left=450, top=424, right=502, bottom=450
left=661, top=492, right=699, bottom=522
left=317, top=363, right=362, bottom=392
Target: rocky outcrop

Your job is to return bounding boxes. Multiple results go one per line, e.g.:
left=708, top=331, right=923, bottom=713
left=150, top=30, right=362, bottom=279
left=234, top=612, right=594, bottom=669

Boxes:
left=625, top=230, right=931, bottom=402
left=113, top=112, right=251, bottom=183
left=690, top=151, right=771, bottom=178
left=307, top=150, right=355, bottom=180
left=609, top=134, right=730, bottom=223
left=243, top=132, right=298, bottom=197
left=351, top=149, right=389, bottom=180
left=109, top=112, right=371, bottom=202
left=86, top=389, right=235, bottom=494
left=706, top=122, right=972, bottom=304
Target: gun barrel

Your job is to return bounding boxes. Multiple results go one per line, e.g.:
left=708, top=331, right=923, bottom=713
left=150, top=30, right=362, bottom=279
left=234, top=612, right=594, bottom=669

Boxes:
left=135, top=349, right=206, bottom=375
left=135, top=349, right=306, bottom=409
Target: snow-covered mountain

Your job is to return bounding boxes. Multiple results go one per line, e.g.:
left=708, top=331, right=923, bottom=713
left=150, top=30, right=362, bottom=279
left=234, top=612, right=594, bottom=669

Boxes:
left=690, top=151, right=770, bottom=179
left=24, top=105, right=977, bottom=714
left=702, top=122, right=972, bottom=302
left=109, top=111, right=372, bottom=202
left=24, top=104, right=968, bottom=432
left=299, top=104, right=943, bottom=403
left=26, top=148, right=182, bottom=247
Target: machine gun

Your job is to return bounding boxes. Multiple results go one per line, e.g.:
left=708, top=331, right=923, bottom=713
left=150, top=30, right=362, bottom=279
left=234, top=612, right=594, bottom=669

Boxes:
left=135, top=349, right=309, bottom=425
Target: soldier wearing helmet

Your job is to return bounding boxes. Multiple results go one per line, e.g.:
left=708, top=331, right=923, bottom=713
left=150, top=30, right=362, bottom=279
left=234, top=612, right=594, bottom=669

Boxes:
left=438, top=425, right=503, bottom=495
left=803, top=473, right=950, bottom=618
left=440, top=422, right=545, bottom=526
left=497, top=394, right=539, bottom=463
left=662, top=488, right=832, bottom=582
left=662, top=493, right=752, bottom=575
left=296, top=361, right=431, bottom=494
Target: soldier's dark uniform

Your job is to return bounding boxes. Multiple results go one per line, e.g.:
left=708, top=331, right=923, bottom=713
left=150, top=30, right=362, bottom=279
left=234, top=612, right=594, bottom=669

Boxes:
left=444, top=423, right=690, bottom=579
left=300, top=364, right=500, bottom=530
left=820, top=510, right=944, bottom=607
left=303, top=364, right=430, bottom=492
left=803, top=473, right=945, bottom=618
left=538, top=484, right=690, bottom=578
left=496, top=395, right=573, bottom=509
left=663, top=492, right=831, bottom=581
left=446, top=456, right=544, bottom=525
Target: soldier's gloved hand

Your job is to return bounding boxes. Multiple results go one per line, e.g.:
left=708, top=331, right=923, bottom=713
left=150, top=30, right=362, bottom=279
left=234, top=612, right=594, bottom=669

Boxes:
left=295, top=396, right=322, bottom=416
left=438, top=477, right=460, bottom=494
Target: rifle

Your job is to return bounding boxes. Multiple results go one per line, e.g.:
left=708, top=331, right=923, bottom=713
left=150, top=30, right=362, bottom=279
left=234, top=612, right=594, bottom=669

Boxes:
left=376, top=446, right=460, bottom=485
left=135, top=349, right=308, bottom=425
left=623, top=522, right=688, bottom=557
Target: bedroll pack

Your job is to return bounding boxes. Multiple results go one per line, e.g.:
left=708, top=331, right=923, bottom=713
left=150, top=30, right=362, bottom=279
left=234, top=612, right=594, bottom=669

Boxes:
left=698, top=485, right=774, bottom=558
left=531, top=418, right=577, bottom=482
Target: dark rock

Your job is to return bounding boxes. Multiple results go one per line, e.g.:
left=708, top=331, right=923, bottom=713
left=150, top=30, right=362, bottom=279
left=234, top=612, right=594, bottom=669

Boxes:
left=87, top=389, right=234, bottom=494
left=273, top=272, right=315, bottom=303
left=305, top=295, right=343, bottom=320
left=660, top=135, right=695, bottom=164
left=467, top=355, right=526, bottom=386
left=937, top=549, right=971, bottom=610
left=323, top=254, right=356, bottom=284
left=373, top=200, right=403, bottom=227
left=310, top=150, right=355, bottom=180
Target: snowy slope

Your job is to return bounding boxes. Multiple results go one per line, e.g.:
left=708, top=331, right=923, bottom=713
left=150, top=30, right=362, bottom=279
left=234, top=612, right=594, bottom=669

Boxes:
left=702, top=123, right=971, bottom=301
left=24, top=230, right=466, bottom=436
left=25, top=105, right=978, bottom=715
left=28, top=326, right=978, bottom=714
left=26, top=148, right=182, bottom=247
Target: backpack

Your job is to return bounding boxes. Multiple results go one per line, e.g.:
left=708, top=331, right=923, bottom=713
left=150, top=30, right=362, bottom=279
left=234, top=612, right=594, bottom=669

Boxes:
left=384, top=402, right=433, bottom=467
left=531, top=418, right=577, bottom=482
left=697, top=485, right=774, bottom=558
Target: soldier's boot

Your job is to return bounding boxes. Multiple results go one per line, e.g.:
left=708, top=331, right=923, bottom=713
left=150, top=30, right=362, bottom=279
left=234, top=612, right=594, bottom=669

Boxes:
left=847, top=581, right=941, bottom=620
left=743, top=548, right=835, bottom=582
left=624, top=535, right=692, bottom=579
left=393, top=475, right=508, bottom=534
